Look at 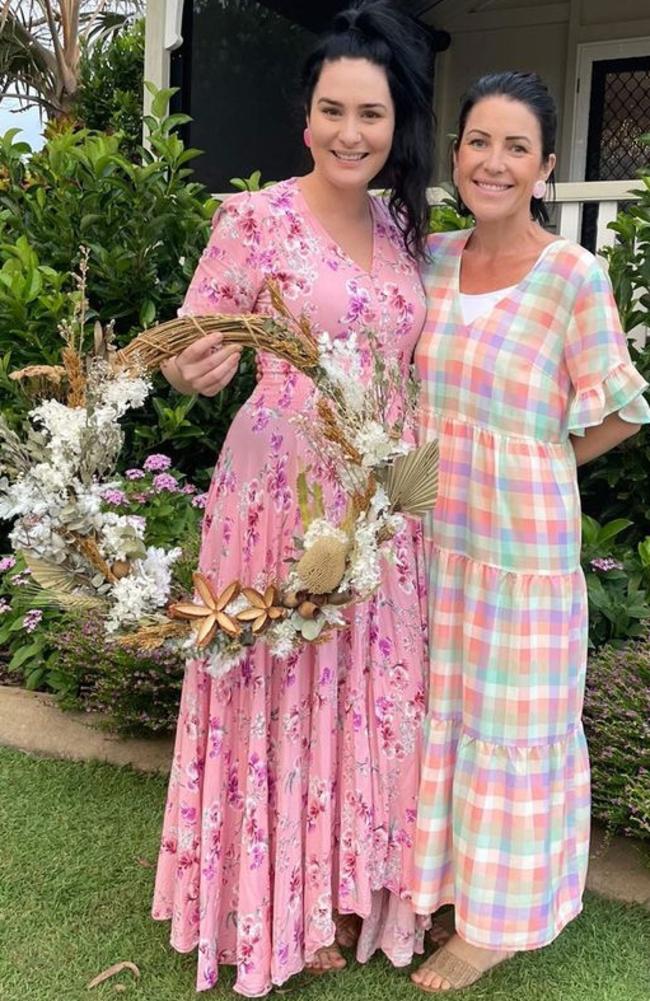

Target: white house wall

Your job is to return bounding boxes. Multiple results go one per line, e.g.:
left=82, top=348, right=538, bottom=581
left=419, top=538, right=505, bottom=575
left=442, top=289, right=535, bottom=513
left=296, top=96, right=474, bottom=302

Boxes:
left=142, top=1, right=650, bottom=182
left=424, top=0, right=650, bottom=183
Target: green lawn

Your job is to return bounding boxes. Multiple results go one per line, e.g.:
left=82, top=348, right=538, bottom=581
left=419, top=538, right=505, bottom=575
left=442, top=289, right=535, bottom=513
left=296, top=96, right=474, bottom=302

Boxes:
left=1, top=747, right=649, bottom=1001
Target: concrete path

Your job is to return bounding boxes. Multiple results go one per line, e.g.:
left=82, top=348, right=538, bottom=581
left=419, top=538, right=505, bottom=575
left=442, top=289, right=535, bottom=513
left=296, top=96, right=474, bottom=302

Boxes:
left=1, top=685, right=649, bottom=908
left=0, top=684, right=173, bottom=773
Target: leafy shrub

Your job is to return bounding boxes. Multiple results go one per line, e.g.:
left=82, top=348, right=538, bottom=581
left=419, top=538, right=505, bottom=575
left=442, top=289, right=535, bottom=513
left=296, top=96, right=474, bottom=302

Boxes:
left=428, top=196, right=473, bottom=233
left=602, top=138, right=650, bottom=334
left=75, top=19, right=145, bottom=158
left=0, top=554, right=61, bottom=692
left=580, top=144, right=650, bottom=540
left=0, top=453, right=201, bottom=700
left=0, top=92, right=255, bottom=483
left=581, top=515, right=650, bottom=648
left=50, top=615, right=184, bottom=735
left=584, top=632, right=650, bottom=840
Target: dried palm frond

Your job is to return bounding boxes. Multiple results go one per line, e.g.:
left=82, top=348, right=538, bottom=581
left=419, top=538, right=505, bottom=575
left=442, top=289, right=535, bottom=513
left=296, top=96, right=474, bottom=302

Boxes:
left=378, top=440, right=440, bottom=516
left=21, top=554, right=107, bottom=610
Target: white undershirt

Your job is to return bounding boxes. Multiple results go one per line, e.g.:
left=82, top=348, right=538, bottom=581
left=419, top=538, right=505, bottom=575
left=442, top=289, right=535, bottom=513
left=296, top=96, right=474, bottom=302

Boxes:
left=459, top=240, right=562, bottom=325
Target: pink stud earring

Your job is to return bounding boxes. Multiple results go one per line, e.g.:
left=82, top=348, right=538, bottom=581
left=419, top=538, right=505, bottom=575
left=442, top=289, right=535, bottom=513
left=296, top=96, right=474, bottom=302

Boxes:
left=532, top=179, right=546, bottom=199
left=303, top=127, right=312, bottom=148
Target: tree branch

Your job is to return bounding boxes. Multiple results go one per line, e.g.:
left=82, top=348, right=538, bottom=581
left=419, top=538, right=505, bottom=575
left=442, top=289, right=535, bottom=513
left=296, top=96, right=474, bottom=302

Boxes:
left=39, top=0, right=77, bottom=96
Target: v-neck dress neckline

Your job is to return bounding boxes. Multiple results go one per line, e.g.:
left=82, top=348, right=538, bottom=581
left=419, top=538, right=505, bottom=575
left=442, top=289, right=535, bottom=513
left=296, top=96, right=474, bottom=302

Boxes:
left=293, top=178, right=377, bottom=277
left=454, top=231, right=567, bottom=329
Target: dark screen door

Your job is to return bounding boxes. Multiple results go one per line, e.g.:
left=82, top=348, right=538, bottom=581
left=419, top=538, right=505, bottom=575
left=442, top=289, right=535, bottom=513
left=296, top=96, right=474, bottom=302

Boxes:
left=581, top=54, right=650, bottom=249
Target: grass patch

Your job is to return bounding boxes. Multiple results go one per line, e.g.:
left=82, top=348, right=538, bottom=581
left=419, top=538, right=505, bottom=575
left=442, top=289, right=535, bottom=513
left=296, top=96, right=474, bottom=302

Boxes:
left=0, top=747, right=649, bottom=1000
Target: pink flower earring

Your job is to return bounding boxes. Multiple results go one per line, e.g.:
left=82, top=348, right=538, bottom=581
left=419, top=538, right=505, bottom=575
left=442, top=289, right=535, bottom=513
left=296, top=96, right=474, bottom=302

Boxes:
left=532, top=179, right=546, bottom=199
left=303, top=127, right=312, bottom=148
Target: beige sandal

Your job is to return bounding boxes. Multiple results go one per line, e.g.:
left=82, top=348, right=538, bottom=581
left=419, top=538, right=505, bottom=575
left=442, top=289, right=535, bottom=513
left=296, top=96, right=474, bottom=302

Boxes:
left=411, top=941, right=514, bottom=993
left=305, top=943, right=347, bottom=976
left=412, top=944, right=482, bottom=992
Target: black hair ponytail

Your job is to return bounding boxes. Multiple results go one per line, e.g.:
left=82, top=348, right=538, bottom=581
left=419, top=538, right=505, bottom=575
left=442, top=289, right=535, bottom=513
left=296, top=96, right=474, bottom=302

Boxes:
left=302, top=1, right=435, bottom=260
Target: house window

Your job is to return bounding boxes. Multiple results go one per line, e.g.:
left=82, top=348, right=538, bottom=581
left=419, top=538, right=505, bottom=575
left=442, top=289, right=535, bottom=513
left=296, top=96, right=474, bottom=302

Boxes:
left=172, top=0, right=316, bottom=193
left=581, top=55, right=650, bottom=248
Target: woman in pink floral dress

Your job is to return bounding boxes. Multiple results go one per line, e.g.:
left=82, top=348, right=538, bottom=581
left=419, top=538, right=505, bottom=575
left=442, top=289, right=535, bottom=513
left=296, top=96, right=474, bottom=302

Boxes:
left=152, top=3, right=436, bottom=994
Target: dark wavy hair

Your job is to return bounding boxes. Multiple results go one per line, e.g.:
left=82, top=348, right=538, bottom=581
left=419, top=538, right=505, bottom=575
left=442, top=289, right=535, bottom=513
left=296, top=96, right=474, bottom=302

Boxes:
left=301, top=0, right=434, bottom=260
left=455, top=71, right=557, bottom=225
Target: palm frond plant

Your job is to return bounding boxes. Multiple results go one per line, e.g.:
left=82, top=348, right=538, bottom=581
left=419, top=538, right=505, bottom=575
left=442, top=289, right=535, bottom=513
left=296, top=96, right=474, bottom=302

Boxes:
left=0, top=1, right=143, bottom=119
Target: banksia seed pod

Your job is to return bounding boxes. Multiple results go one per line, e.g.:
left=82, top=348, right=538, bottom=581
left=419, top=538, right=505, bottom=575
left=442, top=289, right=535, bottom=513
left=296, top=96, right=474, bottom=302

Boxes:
left=296, top=537, right=349, bottom=595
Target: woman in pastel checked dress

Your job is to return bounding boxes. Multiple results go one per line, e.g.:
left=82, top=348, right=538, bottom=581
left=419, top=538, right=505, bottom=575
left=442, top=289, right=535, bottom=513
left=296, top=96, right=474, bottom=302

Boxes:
left=152, top=4, right=436, bottom=994
left=410, top=72, right=650, bottom=992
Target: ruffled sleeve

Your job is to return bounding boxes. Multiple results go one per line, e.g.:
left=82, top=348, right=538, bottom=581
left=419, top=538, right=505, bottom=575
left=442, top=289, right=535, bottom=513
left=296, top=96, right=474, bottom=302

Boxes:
left=178, top=191, right=268, bottom=318
left=564, top=257, right=650, bottom=436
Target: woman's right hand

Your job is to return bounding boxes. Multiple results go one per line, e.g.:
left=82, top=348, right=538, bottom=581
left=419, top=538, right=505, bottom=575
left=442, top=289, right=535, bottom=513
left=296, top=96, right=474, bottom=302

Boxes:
left=161, top=332, right=242, bottom=396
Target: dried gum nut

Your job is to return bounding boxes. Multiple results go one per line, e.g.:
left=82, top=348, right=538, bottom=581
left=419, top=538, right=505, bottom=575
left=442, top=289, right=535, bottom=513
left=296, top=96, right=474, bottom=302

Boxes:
left=298, top=600, right=319, bottom=619
left=111, top=560, right=131, bottom=579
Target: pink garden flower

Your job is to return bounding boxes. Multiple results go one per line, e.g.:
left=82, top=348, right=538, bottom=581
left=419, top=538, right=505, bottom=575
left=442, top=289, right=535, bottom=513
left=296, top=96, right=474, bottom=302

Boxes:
left=0, top=556, right=16, bottom=573
left=102, top=488, right=127, bottom=506
left=143, top=453, right=172, bottom=472
left=23, top=609, right=43, bottom=632
left=152, top=473, right=179, bottom=493
left=590, top=557, right=624, bottom=572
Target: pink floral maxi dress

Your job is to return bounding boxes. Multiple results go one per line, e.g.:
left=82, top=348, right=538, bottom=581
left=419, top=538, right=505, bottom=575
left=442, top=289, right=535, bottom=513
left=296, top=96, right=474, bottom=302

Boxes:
left=152, top=179, right=429, bottom=995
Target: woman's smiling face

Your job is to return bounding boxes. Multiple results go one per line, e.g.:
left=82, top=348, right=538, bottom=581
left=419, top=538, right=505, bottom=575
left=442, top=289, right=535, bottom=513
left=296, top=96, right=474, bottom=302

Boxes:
left=454, top=95, right=555, bottom=224
left=307, top=57, right=395, bottom=190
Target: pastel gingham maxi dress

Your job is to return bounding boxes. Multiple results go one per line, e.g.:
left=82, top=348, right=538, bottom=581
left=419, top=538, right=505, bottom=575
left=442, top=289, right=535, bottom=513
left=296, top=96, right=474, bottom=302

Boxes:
left=412, top=230, right=650, bottom=950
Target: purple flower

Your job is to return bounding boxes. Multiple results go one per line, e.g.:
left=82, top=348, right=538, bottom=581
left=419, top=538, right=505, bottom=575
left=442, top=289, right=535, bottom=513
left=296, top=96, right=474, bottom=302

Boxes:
left=125, top=468, right=145, bottom=480
left=192, top=493, right=209, bottom=509
left=590, top=557, right=624, bottom=572
left=102, top=488, right=127, bottom=506
left=0, top=556, right=16, bottom=573
left=182, top=483, right=198, bottom=495
left=23, top=609, right=43, bottom=633
left=152, top=472, right=178, bottom=493
left=11, top=568, right=32, bottom=587
left=131, top=491, right=150, bottom=504
left=0, top=598, right=10, bottom=614
left=143, top=453, right=172, bottom=472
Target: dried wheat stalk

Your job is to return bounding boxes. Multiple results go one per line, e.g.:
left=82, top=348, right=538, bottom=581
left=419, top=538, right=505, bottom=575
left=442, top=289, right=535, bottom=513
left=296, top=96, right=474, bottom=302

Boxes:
left=61, top=345, right=87, bottom=407
left=316, top=398, right=362, bottom=465
left=68, top=533, right=117, bottom=583
left=112, top=620, right=191, bottom=651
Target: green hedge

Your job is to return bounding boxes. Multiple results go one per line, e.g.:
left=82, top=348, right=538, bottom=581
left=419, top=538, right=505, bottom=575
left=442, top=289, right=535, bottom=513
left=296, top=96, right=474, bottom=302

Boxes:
left=584, top=633, right=650, bottom=839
